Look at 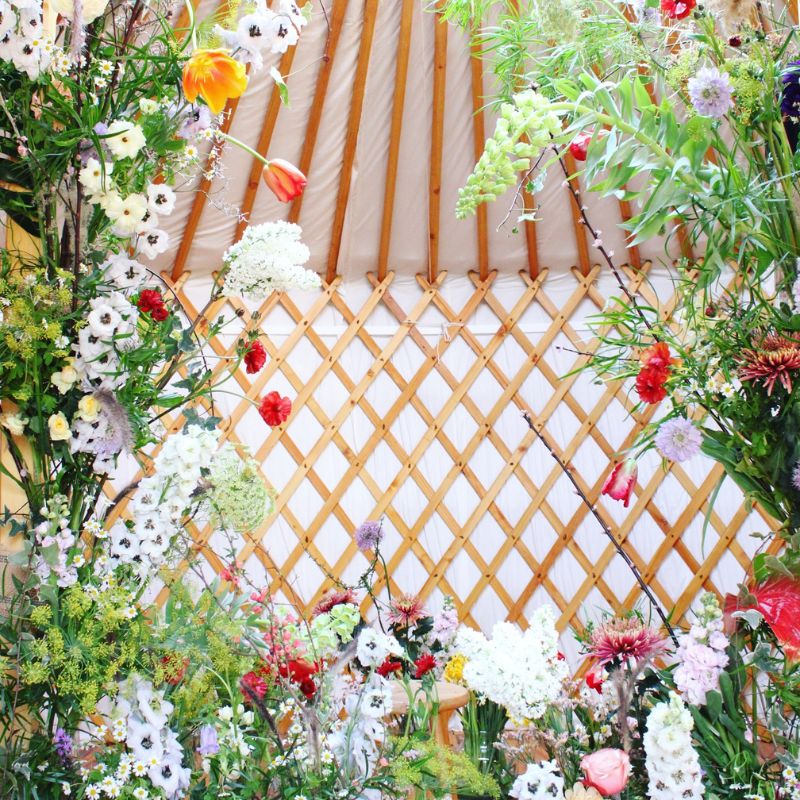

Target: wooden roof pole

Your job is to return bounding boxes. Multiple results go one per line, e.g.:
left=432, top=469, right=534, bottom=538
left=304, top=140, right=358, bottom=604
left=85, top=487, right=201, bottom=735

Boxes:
left=469, top=38, right=489, bottom=281
left=428, top=3, right=447, bottom=283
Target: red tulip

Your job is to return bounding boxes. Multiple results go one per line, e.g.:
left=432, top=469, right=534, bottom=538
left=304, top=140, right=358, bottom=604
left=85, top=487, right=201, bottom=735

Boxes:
left=262, top=158, right=307, bottom=203
left=739, top=577, right=800, bottom=661
left=244, top=340, right=267, bottom=374
left=601, top=458, right=637, bottom=508
left=182, top=49, right=248, bottom=115
left=569, top=133, right=593, bottom=161
left=259, top=391, right=292, bottom=427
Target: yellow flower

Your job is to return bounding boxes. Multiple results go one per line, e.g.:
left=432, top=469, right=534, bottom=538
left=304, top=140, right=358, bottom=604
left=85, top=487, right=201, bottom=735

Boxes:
left=51, top=364, right=78, bottom=395
left=182, top=49, right=247, bottom=115
left=48, top=412, right=71, bottom=442
left=565, top=784, right=603, bottom=800
left=77, top=394, right=100, bottom=422
left=443, top=653, right=467, bottom=684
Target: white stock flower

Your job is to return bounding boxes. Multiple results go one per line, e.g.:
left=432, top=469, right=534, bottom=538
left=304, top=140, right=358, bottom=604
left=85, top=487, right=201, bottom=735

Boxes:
left=105, top=120, right=146, bottom=159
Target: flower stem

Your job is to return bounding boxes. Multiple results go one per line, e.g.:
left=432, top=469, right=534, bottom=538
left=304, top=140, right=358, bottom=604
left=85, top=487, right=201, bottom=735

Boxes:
left=216, top=131, right=271, bottom=167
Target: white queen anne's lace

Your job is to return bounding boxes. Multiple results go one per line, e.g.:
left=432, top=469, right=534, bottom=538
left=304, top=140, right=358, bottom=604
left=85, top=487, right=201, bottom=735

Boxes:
left=455, top=606, right=568, bottom=722
left=643, top=693, right=703, bottom=800
left=220, top=221, right=318, bottom=301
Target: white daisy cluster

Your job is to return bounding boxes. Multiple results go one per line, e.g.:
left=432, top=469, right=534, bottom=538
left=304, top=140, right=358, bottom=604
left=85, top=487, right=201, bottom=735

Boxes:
left=31, top=494, right=80, bottom=588
left=87, top=676, right=189, bottom=799
left=0, top=0, right=54, bottom=80
left=454, top=606, right=568, bottom=723
left=215, top=0, right=307, bottom=71
left=509, top=761, right=565, bottom=800
left=80, top=153, right=174, bottom=259
left=643, top=693, right=703, bottom=800
left=110, top=425, right=219, bottom=571
left=220, top=221, right=319, bottom=301
left=782, top=765, right=800, bottom=799
left=674, top=593, right=729, bottom=706
left=74, top=291, right=139, bottom=391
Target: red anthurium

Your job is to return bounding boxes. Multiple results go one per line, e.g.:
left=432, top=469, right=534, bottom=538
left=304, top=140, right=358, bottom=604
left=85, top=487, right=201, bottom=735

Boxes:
left=262, top=158, right=307, bottom=203
left=259, top=391, right=292, bottom=427
left=601, top=458, right=637, bottom=508
left=738, top=577, right=800, bottom=661
left=244, top=340, right=267, bottom=374
left=414, top=653, right=437, bottom=679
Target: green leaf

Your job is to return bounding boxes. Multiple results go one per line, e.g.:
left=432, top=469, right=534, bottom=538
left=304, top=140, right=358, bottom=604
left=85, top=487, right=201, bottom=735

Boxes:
left=270, top=66, right=290, bottom=106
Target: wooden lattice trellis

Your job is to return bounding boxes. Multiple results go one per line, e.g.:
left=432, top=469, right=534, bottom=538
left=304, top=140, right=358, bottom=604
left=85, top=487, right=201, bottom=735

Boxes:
left=101, top=263, right=781, bottom=666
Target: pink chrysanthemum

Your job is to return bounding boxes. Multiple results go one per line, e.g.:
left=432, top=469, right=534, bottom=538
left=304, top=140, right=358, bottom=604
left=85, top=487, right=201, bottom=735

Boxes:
left=388, top=593, right=428, bottom=628
left=589, top=617, right=668, bottom=666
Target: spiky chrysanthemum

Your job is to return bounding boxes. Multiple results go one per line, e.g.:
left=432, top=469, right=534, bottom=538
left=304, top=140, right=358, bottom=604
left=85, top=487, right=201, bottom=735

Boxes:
left=739, top=334, right=800, bottom=396
left=589, top=617, right=667, bottom=666
left=388, top=593, right=428, bottom=629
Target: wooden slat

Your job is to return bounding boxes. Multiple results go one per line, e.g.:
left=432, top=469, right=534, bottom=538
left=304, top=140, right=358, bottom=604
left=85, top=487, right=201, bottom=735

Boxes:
left=563, top=151, right=592, bottom=277
left=376, top=0, right=414, bottom=281
left=325, top=0, right=380, bottom=283
left=469, top=40, right=489, bottom=281
left=427, top=4, right=447, bottom=283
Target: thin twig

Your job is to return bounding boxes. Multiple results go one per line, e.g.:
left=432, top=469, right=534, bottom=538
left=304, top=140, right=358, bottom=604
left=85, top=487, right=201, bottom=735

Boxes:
left=522, top=411, right=678, bottom=644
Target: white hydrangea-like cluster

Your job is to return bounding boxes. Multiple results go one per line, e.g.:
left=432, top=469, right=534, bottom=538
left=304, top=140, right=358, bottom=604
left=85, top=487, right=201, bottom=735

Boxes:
left=74, top=292, right=139, bottom=391
left=674, top=592, right=729, bottom=706
left=89, top=675, right=190, bottom=800
left=220, top=221, right=319, bottom=301
left=510, top=761, right=565, bottom=800
left=455, top=606, right=568, bottom=722
left=214, top=0, right=307, bottom=71
left=643, top=693, right=703, bottom=800
left=110, top=425, right=219, bottom=570
left=456, top=89, right=562, bottom=219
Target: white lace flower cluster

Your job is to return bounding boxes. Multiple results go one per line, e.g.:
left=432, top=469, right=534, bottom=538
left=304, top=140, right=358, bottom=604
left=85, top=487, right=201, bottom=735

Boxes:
left=89, top=675, right=190, bottom=800
left=215, top=0, right=307, bottom=71
left=110, top=425, right=219, bottom=571
left=0, top=0, right=54, bottom=80
left=674, top=592, right=729, bottom=706
left=643, top=693, right=703, bottom=800
left=510, top=761, right=565, bottom=800
left=220, top=221, right=319, bottom=301
left=74, top=291, right=139, bottom=391
left=456, top=89, right=562, bottom=219
left=455, top=606, right=568, bottom=723
left=31, top=494, right=80, bottom=588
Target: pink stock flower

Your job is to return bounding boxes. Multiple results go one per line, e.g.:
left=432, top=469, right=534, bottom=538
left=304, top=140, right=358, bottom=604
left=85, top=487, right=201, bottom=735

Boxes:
left=580, top=749, right=631, bottom=796
left=600, top=458, right=637, bottom=507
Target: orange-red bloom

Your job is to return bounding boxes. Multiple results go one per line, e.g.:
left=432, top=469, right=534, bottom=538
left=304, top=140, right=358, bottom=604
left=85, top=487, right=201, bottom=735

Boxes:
left=735, top=577, right=800, bottom=661
left=182, top=49, right=247, bottom=115
left=636, top=366, right=669, bottom=404
left=262, top=158, right=307, bottom=203
left=640, top=342, right=678, bottom=370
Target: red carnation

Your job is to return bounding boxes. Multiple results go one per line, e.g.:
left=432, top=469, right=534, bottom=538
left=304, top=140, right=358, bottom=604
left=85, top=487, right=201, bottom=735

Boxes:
left=241, top=671, right=268, bottom=700
left=244, top=340, right=267, bottom=374
left=278, top=659, right=319, bottom=699
left=259, top=391, right=292, bottom=427
left=413, top=653, right=437, bottom=679
left=137, top=288, right=168, bottom=321
left=640, top=342, right=678, bottom=370
left=636, top=366, right=669, bottom=404
left=150, top=304, right=169, bottom=322
left=377, top=658, right=404, bottom=678
left=661, top=0, right=695, bottom=17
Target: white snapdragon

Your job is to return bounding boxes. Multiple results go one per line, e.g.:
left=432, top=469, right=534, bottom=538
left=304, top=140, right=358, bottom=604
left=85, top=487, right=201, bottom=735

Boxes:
left=455, top=606, right=567, bottom=722
left=220, top=221, right=318, bottom=301
left=643, top=694, right=703, bottom=800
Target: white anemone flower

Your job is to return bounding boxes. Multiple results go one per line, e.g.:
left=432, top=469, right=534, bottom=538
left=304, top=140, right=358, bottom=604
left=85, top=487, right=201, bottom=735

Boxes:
left=105, top=120, right=146, bottom=159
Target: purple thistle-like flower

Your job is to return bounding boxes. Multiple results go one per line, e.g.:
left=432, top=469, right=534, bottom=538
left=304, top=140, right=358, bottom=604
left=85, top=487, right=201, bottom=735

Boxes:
left=197, top=724, right=219, bottom=756
left=53, top=728, right=72, bottom=765
left=655, top=417, right=702, bottom=463
left=354, top=520, right=383, bottom=552
left=687, top=66, right=734, bottom=119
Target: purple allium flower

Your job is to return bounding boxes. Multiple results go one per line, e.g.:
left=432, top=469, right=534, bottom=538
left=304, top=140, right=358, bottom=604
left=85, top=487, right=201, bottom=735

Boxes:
left=654, top=417, right=702, bottom=462
left=53, top=728, right=72, bottom=764
left=197, top=724, right=219, bottom=756
left=354, top=520, right=383, bottom=552
left=687, top=66, right=734, bottom=119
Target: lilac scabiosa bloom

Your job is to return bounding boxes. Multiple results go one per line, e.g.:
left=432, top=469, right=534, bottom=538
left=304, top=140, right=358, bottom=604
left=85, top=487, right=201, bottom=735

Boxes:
left=197, top=724, right=219, bottom=756
left=53, top=728, right=72, bottom=764
left=687, top=66, right=734, bottom=119
left=655, top=417, right=702, bottom=462
left=354, top=519, right=383, bottom=552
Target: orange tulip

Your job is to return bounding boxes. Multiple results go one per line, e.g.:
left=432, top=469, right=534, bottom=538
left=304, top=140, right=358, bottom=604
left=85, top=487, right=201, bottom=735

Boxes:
left=182, top=49, right=247, bottom=115
left=262, top=158, right=307, bottom=203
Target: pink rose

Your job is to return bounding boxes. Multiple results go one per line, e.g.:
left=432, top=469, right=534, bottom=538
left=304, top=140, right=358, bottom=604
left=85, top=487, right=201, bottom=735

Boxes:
left=580, top=749, right=630, bottom=796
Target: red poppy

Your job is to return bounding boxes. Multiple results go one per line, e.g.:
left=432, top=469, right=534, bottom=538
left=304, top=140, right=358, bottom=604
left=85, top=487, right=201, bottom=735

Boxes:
left=244, top=340, right=267, bottom=374
left=736, top=577, right=800, bottom=661
left=377, top=658, right=404, bottom=678
left=661, top=0, right=695, bottom=18
left=259, top=391, right=292, bottom=427
left=241, top=671, right=268, bottom=700
left=413, top=654, right=437, bottom=679
left=636, top=365, right=669, bottom=404
left=600, top=458, right=637, bottom=508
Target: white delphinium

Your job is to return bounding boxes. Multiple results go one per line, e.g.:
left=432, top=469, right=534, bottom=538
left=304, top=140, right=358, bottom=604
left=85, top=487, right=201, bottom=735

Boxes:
left=220, top=221, right=318, bottom=301
left=455, top=606, right=568, bottom=722
left=101, top=253, right=148, bottom=290
left=643, top=693, right=703, bottom=800
left=356, top=627, right=402, bottom=668
left=510, top=761, right=565, bottom=800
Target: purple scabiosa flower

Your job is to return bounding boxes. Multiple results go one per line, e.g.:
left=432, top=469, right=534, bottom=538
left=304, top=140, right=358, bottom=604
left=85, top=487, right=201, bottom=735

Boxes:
left=687, top=66, right=734, bottom=119
left=354, top=519, right=383, bottom=552
left=178, top=104, right=212, bottom=140
left=782, top=61, right=800, bottom=118
left=53, top=728, right=72, bottom=764
left=197, top=724, right=219, bottom=756
left=654, top=417, right=702, bottom=462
